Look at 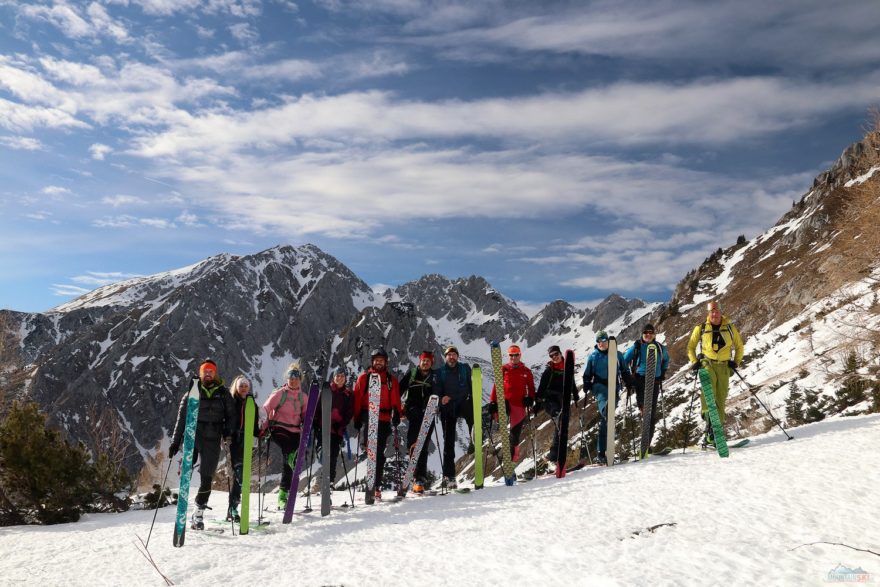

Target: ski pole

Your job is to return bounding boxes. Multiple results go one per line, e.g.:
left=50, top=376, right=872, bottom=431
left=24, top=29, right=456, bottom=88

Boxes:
left=223, top=441, right=235, bottom=536
left=340, top=443, right=355, bottom=507
left=353, top=425, right=361, bottom=497
left=144, top=457, right=173, bottom=549
left=625, top=390, right=636, bottom=460
left=434, top=418, right=447, bottom=493
left=659, top=381, right=669, bottom=438
left=733, top=368, right=794, bottom=440
left=681, top=375, right=700, bottom=454
left=526, top=408, right=538, bottom=479
left=304, top=431, right=315, bottom=512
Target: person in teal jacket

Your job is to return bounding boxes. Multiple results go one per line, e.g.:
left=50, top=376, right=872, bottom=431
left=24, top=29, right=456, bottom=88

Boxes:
left=583, top=331, right=631, bottom=465
left=622, top=324, right=670, bottom=453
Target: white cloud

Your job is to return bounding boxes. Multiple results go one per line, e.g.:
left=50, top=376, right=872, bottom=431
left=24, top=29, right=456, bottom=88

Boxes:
left=25, top=210, right=53, bottom=221
left=41, top=186, right=72, bottom=196
left=176, top=210, right=199, bottom=225
left=128, top=74, right=880, bottom=162
left=89, top=143, right=113, bottom=160
left=100, top=195, right=146, bottom=207
left=0, top=136, right=44, bottom=150
left=70, top=271, right=144, bottom=286
left=51, top=284, right=91, bottom=296
left=229, top=22, right=259, bottom=45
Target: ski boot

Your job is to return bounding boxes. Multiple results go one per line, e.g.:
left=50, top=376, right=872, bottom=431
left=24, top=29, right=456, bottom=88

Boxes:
left=226, top=505, right=240, bottom=523
left=443, top=477, right=458, bottom=490
left=595, top=452, right=607, bottom=466
left=278, top=489, right=289, bottom=510
left=412, top=482, right=425, bottom=495
left=191, top=506, right=205, bottom=530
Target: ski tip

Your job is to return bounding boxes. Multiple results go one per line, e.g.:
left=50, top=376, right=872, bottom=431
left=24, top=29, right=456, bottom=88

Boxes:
left=472, top=363, right=480, bottom=369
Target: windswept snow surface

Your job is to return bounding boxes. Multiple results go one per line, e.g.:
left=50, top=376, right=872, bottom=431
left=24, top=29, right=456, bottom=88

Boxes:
left=1, top=416, right=878, bottom=586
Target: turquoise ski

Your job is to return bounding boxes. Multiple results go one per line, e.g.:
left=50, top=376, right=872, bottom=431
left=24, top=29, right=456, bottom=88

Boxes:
left=698, top=367, right=729, bottom=458
left=172, top=379, right=200, bottom=547
left=240, top=395, right=256, bottom=534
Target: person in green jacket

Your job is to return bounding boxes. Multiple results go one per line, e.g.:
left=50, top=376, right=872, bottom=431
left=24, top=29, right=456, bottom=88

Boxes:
left=687, top=301, right=744, bottom=447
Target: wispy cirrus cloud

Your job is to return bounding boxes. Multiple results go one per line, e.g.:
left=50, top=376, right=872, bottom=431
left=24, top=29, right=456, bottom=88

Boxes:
left=0, top=136, right=44, bottom=150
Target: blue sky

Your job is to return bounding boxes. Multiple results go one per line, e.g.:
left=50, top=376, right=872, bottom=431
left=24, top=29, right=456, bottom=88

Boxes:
left=2, top=0, right=879, bottom=314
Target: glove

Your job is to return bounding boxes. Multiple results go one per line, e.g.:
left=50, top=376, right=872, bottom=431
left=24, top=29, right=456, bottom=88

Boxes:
left=696, top=353, right=705, bottom=361
left=727, top=360, right=737, bottom=370
left=487, top=402, right=498, bottom=415
left=583, top=383, right=592, bottom=394
left=523, top=396, right=534, bottom=408
left=169, top=442, right=179, bottom=457
left=691, top=362, right=701, bottom=372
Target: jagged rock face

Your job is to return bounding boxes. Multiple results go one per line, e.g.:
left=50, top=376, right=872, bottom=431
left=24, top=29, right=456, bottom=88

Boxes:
left=0, top=245, right=376, bottom=474
left=519, top=301, right=579, bottom=347
left=658, top=131, right=880, bottom=368
left=0, top=241, right=654, bottom=479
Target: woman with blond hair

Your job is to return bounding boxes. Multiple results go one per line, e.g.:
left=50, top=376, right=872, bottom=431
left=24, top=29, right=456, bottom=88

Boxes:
left=227, top=375, right=259, bottom=522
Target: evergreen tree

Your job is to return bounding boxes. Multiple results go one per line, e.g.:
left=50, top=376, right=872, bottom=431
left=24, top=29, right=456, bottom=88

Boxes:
left=785, top=382, right=805, bottom=427
left=0, top=402, right=131, bottom=525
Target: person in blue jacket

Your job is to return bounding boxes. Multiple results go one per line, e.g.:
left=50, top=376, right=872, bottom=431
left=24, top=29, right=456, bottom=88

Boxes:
left=583, top=331, right=632, bottom=465
left=622, top=324, right=670, bottom=454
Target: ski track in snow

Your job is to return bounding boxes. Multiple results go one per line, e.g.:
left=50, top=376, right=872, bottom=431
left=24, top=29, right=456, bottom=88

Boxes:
left=0, top=415, right=877, bottom=586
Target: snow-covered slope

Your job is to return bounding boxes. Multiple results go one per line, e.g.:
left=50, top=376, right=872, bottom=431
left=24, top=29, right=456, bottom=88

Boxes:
left=0, top=414, right=876, bottom=586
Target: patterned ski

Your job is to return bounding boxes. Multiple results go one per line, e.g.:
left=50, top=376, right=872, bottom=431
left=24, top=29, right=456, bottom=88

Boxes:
left=606, top=337, right=618, bottom=467
left=239, top=395, right=256, bottom=534
left=172, top=379, right=200, bottom=547
left=282, top=379, right=321, bottom=523
left=321, top=381, right=332, bottom=517
left=471, top=364, right=484, bottom=489
left=396, top=394, right=439, bottom=499
left=490, top=342, right=516, bottom=485
left=698, top=367, right=730, bottom=458
left=639, top=344, right=658, bottom=459
left=364, top=373, right=382, bottom=504
left=555, top=349, right=575, bottom=478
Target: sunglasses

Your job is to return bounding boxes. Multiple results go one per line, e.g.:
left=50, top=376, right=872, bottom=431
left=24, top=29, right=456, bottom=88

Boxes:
left=643, top=331, right=655, bottom=335
left=287, top=370, right=302, bottom=379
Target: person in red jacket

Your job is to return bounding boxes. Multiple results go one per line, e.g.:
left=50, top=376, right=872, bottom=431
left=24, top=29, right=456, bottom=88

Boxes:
left=489, top=345, right=536, bottom=461
left=353, top=347, right=402, bottom=503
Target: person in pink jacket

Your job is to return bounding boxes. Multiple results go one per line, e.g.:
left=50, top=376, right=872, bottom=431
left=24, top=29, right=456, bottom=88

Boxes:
left=262, top=363, right=309, bottom=509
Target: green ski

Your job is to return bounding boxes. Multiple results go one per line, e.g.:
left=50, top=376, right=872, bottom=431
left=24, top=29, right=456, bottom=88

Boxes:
left=471, top=364, right=484, bottom=489
left=240, top=395, right=256, bottom=533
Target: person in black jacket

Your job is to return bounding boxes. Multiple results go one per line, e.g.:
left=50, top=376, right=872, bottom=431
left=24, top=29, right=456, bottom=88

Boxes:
left=169, top=359, right=235, bottom=530
left=437, top=346, right=472, bottom=488
left=536, top=345, right=579, bottom=463
left=400, top=351, right=438, bottom=493
left=226, top=375, right=259, bottom=522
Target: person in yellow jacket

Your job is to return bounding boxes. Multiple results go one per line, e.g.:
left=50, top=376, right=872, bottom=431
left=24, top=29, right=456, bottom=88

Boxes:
left=687, top=301, right=744, bottom=447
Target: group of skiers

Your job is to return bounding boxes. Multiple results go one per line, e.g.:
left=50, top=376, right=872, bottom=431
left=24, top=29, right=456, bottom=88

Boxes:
left=169, top=301, right=744, bottom=530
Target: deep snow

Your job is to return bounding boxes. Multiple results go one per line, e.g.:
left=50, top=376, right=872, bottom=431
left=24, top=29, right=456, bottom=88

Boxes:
left=1, top=415, right=877, bottom=587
